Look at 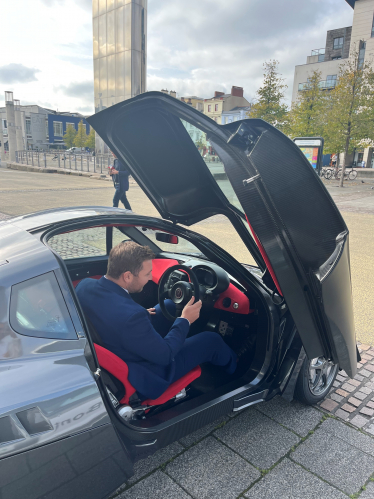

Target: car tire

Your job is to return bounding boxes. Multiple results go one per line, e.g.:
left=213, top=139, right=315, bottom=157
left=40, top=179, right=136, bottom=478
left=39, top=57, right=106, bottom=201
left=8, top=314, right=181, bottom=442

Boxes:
left=294, top=356, right=339, bottom=405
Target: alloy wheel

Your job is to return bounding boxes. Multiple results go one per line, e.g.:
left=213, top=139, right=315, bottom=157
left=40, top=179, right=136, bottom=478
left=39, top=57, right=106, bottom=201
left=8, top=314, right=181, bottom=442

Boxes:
left=308, top=357, right=338, bottom=396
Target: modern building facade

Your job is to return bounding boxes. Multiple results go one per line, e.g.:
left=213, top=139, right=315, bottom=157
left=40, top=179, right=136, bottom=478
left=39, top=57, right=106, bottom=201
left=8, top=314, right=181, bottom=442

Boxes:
left=292, top=0, right=374, bottom=167
left=203, top=87, right=250, bottom=122
left=92, top=0, right=147, bottom=152
left=0, top=98, right=90, bottom=152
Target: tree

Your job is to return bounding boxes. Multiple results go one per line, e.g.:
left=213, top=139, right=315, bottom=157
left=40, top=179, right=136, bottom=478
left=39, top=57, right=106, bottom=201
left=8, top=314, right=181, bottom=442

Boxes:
left=248, top=60, right=289, bottom=131
left=85, top=127, right=96, bottom=150
left=63, top=124, right=77, bottom=149
left=288, top=70, right=328, bottom=138
left=324, top=48, right=374, bottom=186
left=74, top=120, right=88, bottom=148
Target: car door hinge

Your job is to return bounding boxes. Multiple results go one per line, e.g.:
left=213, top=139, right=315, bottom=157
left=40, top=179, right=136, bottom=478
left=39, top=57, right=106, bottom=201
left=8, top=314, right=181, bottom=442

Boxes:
left=94, top=368, right=101, bottom=379
left=243, top=174, right=260, bottom=186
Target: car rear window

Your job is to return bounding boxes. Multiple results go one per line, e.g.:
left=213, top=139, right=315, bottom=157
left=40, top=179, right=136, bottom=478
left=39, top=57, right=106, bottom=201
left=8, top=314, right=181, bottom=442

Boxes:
left=10, top=272, right=77, bottom=340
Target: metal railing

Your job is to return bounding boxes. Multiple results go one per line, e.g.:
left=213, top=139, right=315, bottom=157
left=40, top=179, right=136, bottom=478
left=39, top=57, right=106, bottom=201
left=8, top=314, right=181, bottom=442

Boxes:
left=14, top=151, right=113, bottom=174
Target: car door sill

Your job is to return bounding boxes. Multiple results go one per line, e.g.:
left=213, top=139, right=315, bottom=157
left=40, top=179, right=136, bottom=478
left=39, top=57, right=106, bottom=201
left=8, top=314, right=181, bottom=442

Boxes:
left=233, top=389, right=268, bottom=411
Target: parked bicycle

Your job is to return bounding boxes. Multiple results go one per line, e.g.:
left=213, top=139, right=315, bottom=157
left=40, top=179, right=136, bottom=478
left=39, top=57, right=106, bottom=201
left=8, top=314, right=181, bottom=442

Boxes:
left=324, top=167, right=357, bottom=181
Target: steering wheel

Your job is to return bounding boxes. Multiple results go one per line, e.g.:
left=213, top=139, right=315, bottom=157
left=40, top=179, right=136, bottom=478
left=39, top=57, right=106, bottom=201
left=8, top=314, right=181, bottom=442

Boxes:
left=158, top=264, right=201, bottom=321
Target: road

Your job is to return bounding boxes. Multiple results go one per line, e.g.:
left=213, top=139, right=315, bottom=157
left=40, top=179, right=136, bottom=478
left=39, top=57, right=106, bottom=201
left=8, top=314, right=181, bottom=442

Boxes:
left=0, top=166, right=373, bottom=345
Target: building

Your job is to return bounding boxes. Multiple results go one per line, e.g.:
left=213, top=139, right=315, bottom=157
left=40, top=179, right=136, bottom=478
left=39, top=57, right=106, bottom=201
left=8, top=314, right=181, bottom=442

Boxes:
left=292, top=0, right=374, bottom=167
left=92, top=0, right=147, bottom=153
left=48, top=113, right=90, bottom=147
left=221, top=106, right=251, bottom=124
left=180, top=96, right=204, bottom=112
left=203, top=87, right=250, bottom=122
left=0, top=98, right=90, bottom=152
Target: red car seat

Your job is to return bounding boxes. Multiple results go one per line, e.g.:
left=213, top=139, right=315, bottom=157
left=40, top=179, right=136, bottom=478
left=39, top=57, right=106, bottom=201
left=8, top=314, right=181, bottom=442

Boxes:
left=94, top=343, right=201, bottom=407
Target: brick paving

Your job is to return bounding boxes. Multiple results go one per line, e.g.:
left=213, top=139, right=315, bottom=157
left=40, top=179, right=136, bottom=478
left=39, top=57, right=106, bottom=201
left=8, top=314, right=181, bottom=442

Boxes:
left=317, top=343, right=374, bottom=434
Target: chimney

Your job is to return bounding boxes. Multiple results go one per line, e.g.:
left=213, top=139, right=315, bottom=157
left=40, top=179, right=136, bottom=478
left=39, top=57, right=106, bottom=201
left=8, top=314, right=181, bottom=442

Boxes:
left=170, top=90, right=177, bottom=98
left=231, top=86, right=243, bottom=97
left=214, top=91, right=225, bottom=98
left=181, top=97, right=185, bottom=102
left=161, top=89, right=169, bottom=94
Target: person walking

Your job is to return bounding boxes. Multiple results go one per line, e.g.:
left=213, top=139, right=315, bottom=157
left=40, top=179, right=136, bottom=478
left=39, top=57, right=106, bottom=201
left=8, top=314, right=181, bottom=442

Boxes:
left=110, top=153, right=132, bottom=210
left=362, top=160, right=366, bottom=168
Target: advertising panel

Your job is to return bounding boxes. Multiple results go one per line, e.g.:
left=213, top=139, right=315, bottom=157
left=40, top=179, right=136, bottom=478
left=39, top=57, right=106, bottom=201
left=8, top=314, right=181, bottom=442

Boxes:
left=293, top=137, right=324, bottom=175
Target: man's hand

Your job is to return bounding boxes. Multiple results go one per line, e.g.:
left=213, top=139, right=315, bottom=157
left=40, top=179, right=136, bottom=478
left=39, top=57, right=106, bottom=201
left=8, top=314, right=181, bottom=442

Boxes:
left=181, top=297, right=202, bottom=324
left=111, top=168, right=119, bottom=175
left=147, top=308, right=156, bottom=315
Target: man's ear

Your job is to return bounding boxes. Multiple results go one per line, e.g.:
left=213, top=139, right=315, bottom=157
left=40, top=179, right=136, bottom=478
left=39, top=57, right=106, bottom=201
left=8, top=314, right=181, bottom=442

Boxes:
left=121, top=271, right=133, bottom=284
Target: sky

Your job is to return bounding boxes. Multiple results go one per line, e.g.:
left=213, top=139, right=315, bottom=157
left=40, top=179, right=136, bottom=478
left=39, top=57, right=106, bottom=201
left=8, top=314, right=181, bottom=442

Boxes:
left=0, top=0, right=353, bottom=115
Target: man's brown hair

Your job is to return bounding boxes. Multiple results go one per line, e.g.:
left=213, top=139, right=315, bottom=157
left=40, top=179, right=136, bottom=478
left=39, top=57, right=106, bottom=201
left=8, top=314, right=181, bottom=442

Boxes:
left=107, top=241, right=155, bottom=279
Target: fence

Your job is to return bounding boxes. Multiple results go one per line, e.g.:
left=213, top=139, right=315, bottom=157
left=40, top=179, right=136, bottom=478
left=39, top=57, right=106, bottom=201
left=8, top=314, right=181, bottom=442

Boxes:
left=14, top=151, right=113, bottom=174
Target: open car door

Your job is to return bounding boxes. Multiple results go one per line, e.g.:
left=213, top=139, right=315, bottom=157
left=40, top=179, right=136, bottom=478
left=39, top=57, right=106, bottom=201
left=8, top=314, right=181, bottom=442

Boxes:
left=87, top=91, right=357, bottom=378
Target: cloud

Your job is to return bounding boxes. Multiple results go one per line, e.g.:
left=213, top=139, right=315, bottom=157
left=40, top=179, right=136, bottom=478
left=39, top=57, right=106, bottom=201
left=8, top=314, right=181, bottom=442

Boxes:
left=146, top=0, right=353, bottom=104
left=40, top=0, right=90, bottom=8
left=0, top=64, right=40, bottom=84
left=55, top=81, right=94, bottom=100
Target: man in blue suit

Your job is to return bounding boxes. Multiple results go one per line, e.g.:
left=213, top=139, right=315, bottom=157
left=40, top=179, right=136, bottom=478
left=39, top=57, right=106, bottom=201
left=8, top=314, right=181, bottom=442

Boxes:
left=110, top=153, right=131, bottom=210
left=76, top=241, right=237, bottom=400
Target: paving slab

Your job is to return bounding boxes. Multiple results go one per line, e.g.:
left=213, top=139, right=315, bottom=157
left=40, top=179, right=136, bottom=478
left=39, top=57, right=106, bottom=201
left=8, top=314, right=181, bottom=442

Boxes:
left=166, top=437, right=260, bottom=499
left=128, top=442, right=184, bottom=484
left=214, top=408, right=299, bottom=469
left=256, top=397, right=322, bottom=436
left=291, top=425, right=374, bottom=494
left=244, top=458, right=346, bottom=499
left=179, top=415, right=229, bottom=447
left=319, top=417, right=374, bottom=456
left=359, top=481, right=374, bottom=499
left=119, top=471, right=192, bottom=499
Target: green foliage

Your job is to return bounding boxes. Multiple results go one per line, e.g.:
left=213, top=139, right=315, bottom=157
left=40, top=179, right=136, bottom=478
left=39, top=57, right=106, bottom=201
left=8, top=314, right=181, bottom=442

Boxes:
left=63, top=124, right=77, bottom=149
left=288, top=70, right=327, bottom=138
left=73, top=120, right=88, bottom=148
left=248, top=60, right=289, bottom=131
left=85, top=127, right=96, bottom=150
left=324, top=49, right=374, bottom=186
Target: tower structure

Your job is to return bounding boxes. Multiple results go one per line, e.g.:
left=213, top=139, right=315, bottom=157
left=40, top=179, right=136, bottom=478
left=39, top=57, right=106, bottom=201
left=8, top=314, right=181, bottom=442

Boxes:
left=92, top=0, right=147, bottom=153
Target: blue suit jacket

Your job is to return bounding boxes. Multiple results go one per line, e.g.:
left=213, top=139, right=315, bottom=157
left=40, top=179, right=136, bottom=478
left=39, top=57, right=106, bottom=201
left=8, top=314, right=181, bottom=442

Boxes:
left=76, top=277, right=189, bottom=399
left=113, top=158, right=129, bottom=192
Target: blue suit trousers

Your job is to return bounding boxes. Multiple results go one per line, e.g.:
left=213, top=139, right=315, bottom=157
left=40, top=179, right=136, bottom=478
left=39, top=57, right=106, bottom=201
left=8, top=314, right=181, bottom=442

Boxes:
left=151, top=300, right=237, bottom=381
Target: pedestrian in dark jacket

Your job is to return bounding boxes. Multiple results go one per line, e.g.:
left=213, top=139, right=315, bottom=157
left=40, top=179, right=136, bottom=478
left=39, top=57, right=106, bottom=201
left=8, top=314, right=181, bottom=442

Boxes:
left=110, top=153, right=132, bottom=210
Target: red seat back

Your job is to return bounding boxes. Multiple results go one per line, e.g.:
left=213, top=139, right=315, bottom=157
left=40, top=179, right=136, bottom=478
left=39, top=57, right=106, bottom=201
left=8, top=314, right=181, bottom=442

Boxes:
left=94, top=343, right=136, bottom=404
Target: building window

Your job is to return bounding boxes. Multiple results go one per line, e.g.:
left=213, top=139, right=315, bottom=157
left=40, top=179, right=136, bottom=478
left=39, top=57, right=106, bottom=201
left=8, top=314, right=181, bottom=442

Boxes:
left=372, top=14, right=374, bottom=37
left=2, top=119, right=7, bottom=133
left=26, top=119, right=31, bottom=135
left=66, top=122, right=75, bottom=130
left=358, top=41, right=366, bottom=69
left=326, top=75, right=337, bottom=81
left=208, top=105, right=211, bottom=112
left=45, top=120, right=49, bottom=137
left=333, top=37, right=344, bottom=49
left=53, top=121, right=63, bottom=137
left=215, top=104, right=218, bottom=112
left=332, top=56, right=342, bottom=60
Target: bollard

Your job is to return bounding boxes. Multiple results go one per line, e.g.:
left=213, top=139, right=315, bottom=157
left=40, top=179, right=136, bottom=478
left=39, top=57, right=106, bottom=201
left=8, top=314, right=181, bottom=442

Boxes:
left=31, top=151, right=34, bottom=166
left=44, top=152, right=47, bottom=168
left=58, top=153, right=60, bottom=169
left=37, top=152, right=40, bottom=167
left=94, top=156, right=96, bottom=173
left=100, top=156, right=103, bottom=173
left=26, top=151, right=28, bottom=165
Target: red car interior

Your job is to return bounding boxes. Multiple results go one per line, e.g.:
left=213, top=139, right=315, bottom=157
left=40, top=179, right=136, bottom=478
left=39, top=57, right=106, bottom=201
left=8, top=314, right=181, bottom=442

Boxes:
left=94, top=343, right=201, bottom=406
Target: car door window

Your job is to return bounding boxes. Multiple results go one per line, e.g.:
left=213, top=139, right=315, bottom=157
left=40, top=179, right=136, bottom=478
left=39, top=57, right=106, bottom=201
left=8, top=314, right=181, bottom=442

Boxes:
left=10, top=272, right=77, bottom=340
left=48, top=227, right=107, bottom=260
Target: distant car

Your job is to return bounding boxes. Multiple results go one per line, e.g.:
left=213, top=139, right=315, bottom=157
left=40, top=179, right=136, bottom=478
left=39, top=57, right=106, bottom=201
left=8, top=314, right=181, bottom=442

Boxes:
left=66, top=147, right=87, bottom=154
left=0, top=92, right=358, bottom=499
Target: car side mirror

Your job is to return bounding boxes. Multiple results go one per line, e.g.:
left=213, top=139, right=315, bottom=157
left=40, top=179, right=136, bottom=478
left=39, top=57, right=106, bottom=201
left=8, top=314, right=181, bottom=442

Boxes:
left=155, top=233, right=179, bottom=244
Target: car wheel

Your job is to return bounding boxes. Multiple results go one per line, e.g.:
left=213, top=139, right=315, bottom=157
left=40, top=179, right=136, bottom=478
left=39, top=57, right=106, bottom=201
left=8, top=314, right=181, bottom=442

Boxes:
left=294, top=356, right=339, bottom=405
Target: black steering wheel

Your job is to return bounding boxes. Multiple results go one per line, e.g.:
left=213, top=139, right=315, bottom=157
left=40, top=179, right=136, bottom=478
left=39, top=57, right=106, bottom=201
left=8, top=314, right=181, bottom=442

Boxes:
left=158, top=264, right=201, bottom=321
